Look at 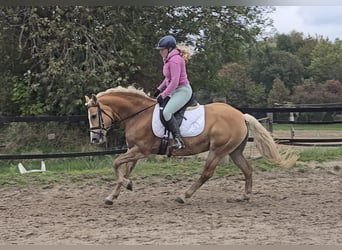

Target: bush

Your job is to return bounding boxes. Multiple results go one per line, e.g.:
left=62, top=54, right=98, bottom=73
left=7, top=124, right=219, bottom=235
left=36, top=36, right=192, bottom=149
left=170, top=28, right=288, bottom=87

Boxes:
left=0, top=122, right=92, bottom=154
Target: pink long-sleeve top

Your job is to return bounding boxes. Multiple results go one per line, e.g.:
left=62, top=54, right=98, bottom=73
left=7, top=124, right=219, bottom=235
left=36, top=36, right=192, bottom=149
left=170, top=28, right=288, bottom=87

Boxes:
left=157, top=49, right=190, bottom=98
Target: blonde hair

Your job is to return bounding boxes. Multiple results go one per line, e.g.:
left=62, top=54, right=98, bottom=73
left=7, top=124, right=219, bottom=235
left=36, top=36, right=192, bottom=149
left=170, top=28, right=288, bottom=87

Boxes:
left=176, top=44, right=192, bottom=62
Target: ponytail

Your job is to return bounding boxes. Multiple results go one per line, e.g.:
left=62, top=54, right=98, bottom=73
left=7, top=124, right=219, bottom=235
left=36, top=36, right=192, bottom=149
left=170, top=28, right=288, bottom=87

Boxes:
left=176, top=44, right=192, bottom=62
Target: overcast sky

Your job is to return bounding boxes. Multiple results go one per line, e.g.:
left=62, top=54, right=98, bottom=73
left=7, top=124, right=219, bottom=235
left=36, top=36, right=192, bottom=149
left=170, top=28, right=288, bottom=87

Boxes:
left=268, top=6, right=342, bottom=41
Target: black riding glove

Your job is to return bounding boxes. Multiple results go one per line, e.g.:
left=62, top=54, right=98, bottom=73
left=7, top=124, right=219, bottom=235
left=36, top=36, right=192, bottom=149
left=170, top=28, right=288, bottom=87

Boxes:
left=157, top=95, right=164, bottom=105
left=157, top=95, right=170, bottom=107
left=153, top=89, right=161, bottom=97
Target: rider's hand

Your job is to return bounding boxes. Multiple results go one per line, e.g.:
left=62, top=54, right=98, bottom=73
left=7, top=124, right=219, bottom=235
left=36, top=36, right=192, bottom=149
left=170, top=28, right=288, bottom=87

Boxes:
left=157, top=95, right=170, bottom=106
left=153, top=89, right=161, bottom=97
left=157, top=95, right=163, bottom=105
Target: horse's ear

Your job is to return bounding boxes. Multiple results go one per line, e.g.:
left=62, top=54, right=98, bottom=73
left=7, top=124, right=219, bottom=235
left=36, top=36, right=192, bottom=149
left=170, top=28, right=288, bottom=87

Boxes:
left=91, top=94, right=98, bottom=104
left=85, top=95, right=90, bottom=106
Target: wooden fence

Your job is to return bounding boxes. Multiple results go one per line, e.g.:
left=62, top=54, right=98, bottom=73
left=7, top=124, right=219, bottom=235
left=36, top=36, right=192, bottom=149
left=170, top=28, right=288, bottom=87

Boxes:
left=0, top=107, right=341, bottom=160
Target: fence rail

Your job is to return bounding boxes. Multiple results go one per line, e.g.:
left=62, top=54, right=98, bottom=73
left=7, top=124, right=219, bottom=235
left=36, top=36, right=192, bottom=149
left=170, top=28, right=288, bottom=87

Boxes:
left=0, top=106, right=341, bottom=124
left=0, top=107, right=341, bottom=160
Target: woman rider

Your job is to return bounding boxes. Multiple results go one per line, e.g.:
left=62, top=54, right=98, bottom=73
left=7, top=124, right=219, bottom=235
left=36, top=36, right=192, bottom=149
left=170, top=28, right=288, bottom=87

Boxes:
left=154, top=35, right=193, bottom=149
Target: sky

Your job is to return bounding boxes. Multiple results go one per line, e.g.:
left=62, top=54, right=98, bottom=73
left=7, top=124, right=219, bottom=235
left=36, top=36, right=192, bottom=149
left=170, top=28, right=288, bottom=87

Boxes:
left=268, top=6, right=342, bottom=41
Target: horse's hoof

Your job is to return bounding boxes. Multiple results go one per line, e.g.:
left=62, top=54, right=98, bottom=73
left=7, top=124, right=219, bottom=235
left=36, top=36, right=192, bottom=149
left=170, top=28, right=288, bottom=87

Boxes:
left=126, top=180, right=133, bottom=191
left=226, top=196, right=250, bottom=203
left=235, top=195, right=250, bottom=202
left=104, top=199, right=113, bottom=205
left=175, top=196, right=185, bottom=204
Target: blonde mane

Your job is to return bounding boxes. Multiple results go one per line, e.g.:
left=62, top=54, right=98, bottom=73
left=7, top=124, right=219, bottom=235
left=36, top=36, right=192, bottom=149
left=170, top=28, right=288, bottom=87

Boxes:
left=97, top=85, right=151, bottom=99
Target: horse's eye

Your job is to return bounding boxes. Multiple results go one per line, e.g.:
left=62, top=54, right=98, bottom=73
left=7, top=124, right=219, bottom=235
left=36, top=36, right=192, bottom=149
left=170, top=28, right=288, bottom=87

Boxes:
left=91, top=114, right=97, bottom=120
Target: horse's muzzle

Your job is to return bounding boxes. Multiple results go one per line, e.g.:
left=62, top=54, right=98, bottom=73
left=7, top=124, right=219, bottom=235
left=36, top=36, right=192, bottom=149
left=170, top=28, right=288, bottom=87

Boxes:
left=91, top=137, right=101, bottom=144
left=90, top=130, right=107, bottom=144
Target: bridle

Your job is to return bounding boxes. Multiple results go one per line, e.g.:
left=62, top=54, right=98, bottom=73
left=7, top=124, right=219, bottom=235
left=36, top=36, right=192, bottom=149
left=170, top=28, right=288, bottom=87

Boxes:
left=88, top=101, right=156, bottom=134
left=88, top=102, right=115, bottom=135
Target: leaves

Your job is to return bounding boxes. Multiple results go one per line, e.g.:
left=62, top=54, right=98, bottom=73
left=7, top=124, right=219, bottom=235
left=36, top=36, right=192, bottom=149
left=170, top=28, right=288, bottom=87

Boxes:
left=308, top=39, right=342, bottom=82
left=0, top=6, right=272, bottom=115
left=267, top=78, right=290, bottom=106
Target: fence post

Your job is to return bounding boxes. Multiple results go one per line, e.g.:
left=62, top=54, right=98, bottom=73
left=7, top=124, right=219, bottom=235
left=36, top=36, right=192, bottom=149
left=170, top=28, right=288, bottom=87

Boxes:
left=289, top=112, right=295, bottom=139
left=266, top=112, right=273, bottom=133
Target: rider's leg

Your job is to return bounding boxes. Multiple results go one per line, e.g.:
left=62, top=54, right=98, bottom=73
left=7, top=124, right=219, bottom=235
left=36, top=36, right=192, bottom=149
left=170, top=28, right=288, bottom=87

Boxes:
left=163, top=85, right=192, bottom=149
left=166, top=115, right=185, bottom=149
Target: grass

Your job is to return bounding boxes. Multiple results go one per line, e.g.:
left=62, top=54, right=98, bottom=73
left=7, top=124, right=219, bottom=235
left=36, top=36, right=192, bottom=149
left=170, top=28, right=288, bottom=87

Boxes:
left=0, top=146, right=341, bottom=189
left=273, top=123, right=342, bottom=131
left=0, top=157, right=115, bottom=188
left=0, top=121, right=341, bottom=188
left=0, top=155, right=240, bottom=189
left=298, top=147, right=342, bottom=162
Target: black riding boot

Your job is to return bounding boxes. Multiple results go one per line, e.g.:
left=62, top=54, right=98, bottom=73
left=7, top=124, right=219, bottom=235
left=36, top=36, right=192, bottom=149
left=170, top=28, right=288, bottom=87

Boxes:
left=166, top=116, right=185, bottom=149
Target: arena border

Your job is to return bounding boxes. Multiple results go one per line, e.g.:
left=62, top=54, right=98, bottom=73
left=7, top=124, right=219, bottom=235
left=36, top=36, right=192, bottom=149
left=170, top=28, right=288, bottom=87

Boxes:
left=0, top=107, right=341, bottom=160
left=0, top=106, right=341, bottom=124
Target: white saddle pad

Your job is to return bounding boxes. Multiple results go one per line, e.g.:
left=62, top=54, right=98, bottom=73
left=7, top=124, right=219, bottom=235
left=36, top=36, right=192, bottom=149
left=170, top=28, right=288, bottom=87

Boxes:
left=152, top=104, right=205, bottom=138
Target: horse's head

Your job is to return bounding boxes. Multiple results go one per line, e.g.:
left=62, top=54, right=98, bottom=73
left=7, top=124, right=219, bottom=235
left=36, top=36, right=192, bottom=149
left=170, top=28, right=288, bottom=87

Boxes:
left=85, top=94, right=115, bottom=144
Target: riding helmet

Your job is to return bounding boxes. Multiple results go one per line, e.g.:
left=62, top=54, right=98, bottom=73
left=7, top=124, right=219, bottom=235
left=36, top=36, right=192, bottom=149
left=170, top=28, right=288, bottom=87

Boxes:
left=155, top=35, right=177, bottom=50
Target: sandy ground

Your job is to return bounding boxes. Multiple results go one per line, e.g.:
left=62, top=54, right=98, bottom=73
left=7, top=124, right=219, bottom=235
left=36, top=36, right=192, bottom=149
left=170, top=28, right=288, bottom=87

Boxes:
left=0, top=159, right=341, bottom=245
left=1, top=129, right=341, bottom=245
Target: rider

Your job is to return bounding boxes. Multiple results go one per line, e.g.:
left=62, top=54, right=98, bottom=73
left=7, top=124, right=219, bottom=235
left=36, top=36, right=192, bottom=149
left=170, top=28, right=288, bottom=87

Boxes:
left=154, top=35, right=193, bottom=149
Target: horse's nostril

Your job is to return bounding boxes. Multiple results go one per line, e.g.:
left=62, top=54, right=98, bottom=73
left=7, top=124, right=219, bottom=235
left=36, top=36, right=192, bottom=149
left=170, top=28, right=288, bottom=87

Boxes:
left=91, top=138, right=99, bottom=144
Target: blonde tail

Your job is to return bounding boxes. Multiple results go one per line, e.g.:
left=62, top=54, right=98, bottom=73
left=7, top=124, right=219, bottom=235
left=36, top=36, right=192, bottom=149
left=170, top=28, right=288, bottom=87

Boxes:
left=244, top=113, right=298, bottom=168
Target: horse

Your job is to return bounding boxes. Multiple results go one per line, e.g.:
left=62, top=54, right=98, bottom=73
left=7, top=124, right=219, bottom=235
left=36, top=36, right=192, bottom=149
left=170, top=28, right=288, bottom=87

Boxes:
left=85, top=86, right=298, bottom=205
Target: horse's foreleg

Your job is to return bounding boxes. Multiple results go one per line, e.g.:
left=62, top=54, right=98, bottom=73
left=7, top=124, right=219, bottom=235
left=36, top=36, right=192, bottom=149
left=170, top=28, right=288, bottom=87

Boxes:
left=104, top=148, right=145, bottom=205
left=116, top=160, right=137, bottom=191
left=114, top=153, right=143, bottom=189
left=176, top=151, right=221, bottom=204
left=104, top=161, right=137, bottom=204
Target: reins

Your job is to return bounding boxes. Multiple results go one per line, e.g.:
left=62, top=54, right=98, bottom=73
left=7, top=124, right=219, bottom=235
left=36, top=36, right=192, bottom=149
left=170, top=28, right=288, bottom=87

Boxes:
left=118, top=103, right=156, bottom=123
left=88, top=102, right=156, bottom=133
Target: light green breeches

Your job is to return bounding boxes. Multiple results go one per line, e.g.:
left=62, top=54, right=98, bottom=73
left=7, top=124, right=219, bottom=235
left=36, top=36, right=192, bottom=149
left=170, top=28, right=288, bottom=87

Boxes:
left=162, top=84, right=193, bottom=121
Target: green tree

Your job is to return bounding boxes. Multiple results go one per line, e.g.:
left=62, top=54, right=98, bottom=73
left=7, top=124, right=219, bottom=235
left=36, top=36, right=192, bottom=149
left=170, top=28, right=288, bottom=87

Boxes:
left=0, top=6, right=274, bottom=115
left=187, top=6, right=274, bottom=93
left=275, top=32, right=319, bottom=79
left=0, top=7, right=145, bottom=115
left=308, top=39, right=342, bottom=82
left=248, top=43, right=304, bottom=92
left=276, top=31, right=306, bottom=54
left=267, top=78, right=290, bottom=106
left=216, top=63, right=266, bottom=107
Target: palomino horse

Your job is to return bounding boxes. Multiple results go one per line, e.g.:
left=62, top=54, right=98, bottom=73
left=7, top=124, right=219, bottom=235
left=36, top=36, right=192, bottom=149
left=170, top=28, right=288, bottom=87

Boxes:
left=85, top=86, right=297, bottom=205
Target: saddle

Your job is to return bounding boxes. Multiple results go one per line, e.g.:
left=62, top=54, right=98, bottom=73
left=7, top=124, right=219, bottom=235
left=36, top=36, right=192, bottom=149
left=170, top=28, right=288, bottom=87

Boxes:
left=158, top=94, right=199, bottom=155
left=159, top=94, right=198, bottom=128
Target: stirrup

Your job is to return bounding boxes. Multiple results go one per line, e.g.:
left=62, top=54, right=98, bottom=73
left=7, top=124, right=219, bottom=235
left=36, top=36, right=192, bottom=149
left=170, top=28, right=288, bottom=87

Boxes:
left=172, top=137, right=185, bottom=149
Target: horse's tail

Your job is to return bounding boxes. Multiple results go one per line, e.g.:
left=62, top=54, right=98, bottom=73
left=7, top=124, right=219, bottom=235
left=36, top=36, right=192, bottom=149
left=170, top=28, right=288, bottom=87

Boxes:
left=243, top=113, right=298, bottom=169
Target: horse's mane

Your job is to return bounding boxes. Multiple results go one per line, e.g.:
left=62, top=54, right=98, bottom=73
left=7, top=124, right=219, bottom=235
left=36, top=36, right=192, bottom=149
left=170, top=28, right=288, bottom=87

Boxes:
left=97, top=85, right=152, bottom=99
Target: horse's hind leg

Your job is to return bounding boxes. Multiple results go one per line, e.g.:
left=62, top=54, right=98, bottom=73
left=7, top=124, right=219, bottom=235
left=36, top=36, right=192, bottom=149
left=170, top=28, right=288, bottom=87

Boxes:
left=104, top=160, right=137, bottom=205
left=229, top=140, right=253, bottom=201
left=176, top=150, right=222, bottom=204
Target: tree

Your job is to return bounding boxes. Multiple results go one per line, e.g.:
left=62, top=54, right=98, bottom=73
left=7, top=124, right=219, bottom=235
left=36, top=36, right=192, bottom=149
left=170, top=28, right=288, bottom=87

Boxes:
left=0, top=7, right=146, bottom=115
left=308, top=39, right=342, bottom=82
left=249, top=46, right=304, bottom=92
left=275, top=32, right=319, bottom=79
left=216, top=63, right=266, bottom=107
left=187, top=6, right=274, bottom=93
left=267, top=78, right=290, bottom=106
left=0, top=6, right=273, bottom=115
left=276, top=31, right=306, bottom=54
left=290, top=79, right=342, bottom=104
